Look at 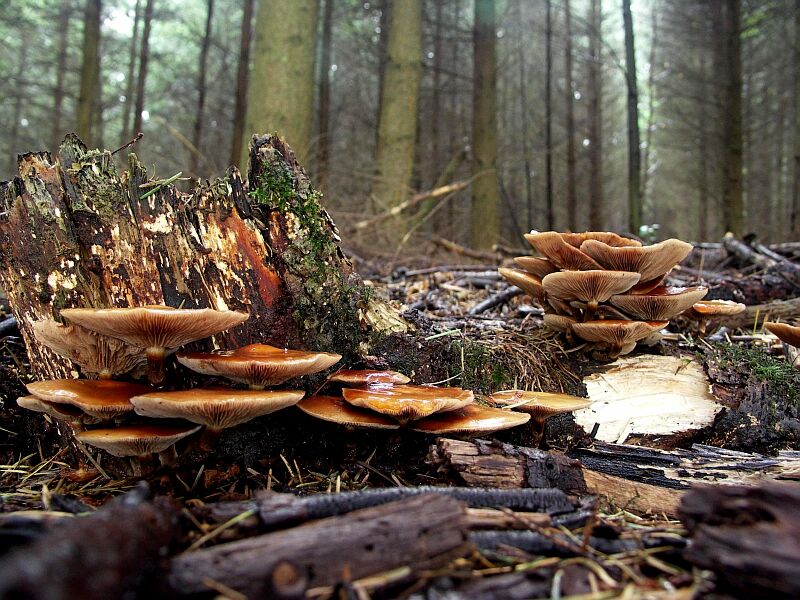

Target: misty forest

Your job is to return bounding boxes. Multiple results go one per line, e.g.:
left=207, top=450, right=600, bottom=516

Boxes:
left=1, top=1, right=800, bottom=599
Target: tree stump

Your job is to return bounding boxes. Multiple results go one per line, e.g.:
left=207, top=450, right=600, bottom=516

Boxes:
left=0, top=134, right=406, bottom=382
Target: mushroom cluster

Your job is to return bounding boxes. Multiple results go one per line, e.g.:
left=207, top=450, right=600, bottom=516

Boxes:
left=500, top=231, right=708, bottom=357
left=298, top=369, right=531, bottom=435
left=20, top=306, right=341, bottom=473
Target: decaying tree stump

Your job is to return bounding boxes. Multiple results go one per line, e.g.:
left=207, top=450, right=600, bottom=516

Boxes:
left=0, top=133, right=406, bottom=382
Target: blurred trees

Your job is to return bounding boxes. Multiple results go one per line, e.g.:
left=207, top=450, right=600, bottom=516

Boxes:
left=0, top=0, right=798, bottom=249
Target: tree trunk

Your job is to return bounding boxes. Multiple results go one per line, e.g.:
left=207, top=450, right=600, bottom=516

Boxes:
left=470, top=0, right=501, bottom=249
left=431, top=0, right=443, bottom=190
left=190, top=0, right=215, bottom=177
left=587, top=0, right=603, bottom=230
left=243, top=0, right=319, bottom=167
left=640, top=4, right=657, bottom=224
left=371, top=0, right=423, bottom=243
left=544, top=0, right=554, bottom=230
left=8, top=31, right=29, bottom=175
left=133, top=0, right=154, bottom=136
left=564, top=0, right=577, bottom=231
left=792, top=0, right=800, bottom=238
left=76, top=0, right=101, bottom=144
left=120, top=0, right=141, bottom=144
left=229, top=0, right=254, bottom=171
left=315, top=0, right=334, bottom=193
left=52, top=0, right=73, bottom=152
left=720, top=0, right=744, bottom=235
left=623, top=0, right=641, bottom=235
left=0, top=134, right=406, bottom=382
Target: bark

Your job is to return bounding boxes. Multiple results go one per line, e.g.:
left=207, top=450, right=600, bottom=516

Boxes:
left=587, top=0, right=603, bottom=230
left=431, top=0, right=443, bottom=189
left=167, top=494, right=472, bottom=598
left=371, top=0, right=423, bottom=241
left=698, top=54, right=710, bottom=241
left=132, top=0, right=154, bottom=136
left=792, top=1, right=800, bottom=237
left=470, top=0, right=501, bottom=249
left=190, top=0, right=215, bottom=177
left=544, top=0, right=554, bottom=230
left=720, top=0, right=744, bottom=235
left=52, top=0, right=73, bottom=151
left=564, top=0, right=577, bottom=231
left=680, top=482, right=800, bottom=599
left=76, top=0, right=101, bottom=144
left=0, top=484, right=177, bottom=600
left=243, top=0, right=319, bottom=167
left=229, top=0, right=254, bottom=170
left=315, top=0, right=334, bottom=192
left=0, top=134, right=405, bottom=382
left=623, top=0, right=641, bottom=234
left=120, top=0, right=141, bottom=143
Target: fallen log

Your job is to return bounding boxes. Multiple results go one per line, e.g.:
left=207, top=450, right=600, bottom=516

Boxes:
left=679, top=481, right=800, bottom=599
left=0, top=483, right=177, bottom=600
left=167, top=493, right=472, bottom=598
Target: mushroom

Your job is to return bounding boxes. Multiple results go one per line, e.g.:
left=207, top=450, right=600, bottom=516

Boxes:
left=16, top=395, right=92, bottom=431
left=341, top=384, right=474, bottom=425
left=571, top=320, right=668, bottom=357
left=490, top=390, right=591, bottom=444
left=498, top=268, right=546, bottom=305
left=609, top=286, right=709, bottom=321
left=579, top=238, right=693, bottom=282
left=524, top=231, right=604, bottom=271
left=328, top=369, right=411, bottom=386
left=296, top=395, right=401, bottom=429
left=131, top=388, right=305, bottom=449
left=513, top=256, right=558, bottom=279
left=26, top=379, right=150, bottom=420
left=409, top=404, right=530, bottom=435
left=559, top=232, right=641, bottom=248
left=684, top=299, right=746, bottom=335
left=76, top=423, right=201, bottom=474
left=764, top=322, right=800, bottom=365
left=32, top=321, right=147, bottom=380
left=542, top=314, right=578, bottom=333
left=541, top=270, right=641, bottom=319
left=176, top=343, right=341, bottom=389
left=60, top=306, right=249, bottom=385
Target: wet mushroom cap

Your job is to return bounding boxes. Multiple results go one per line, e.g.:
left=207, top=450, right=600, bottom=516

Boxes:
left=559, top=232, right=641, bottom=248
left=410, top=404, right=530, bottom=435
left=490, top=390, right=591, bottom=419
left=26, top=380, right=150, bottom=419
left=76, top=423, right=201, bottom=457
left=580, top=238, right=693, bottom=282
left=498, top=268, right=546, bottom=304
left=513, top=256, right=558, bottom=279
left=542, top=270, right=641, bottom=303
left=176, top=344, right=342, bottom=387
left=571, top=320, right=668, bottom=347
left=60, top=306, right=249, bottom=351
left=297, top=395, right=400, bottom=429
left=765, top=322, right=800, bottom=348
left=689, top=300, right=746, bottom=316
left=609, top=286, right=709, bottom=321
left=328, top=369, right=411, bottom=386
left=131, top=388, right=305, bottom=430
left=342, top=384, right=474, bottom=422
left=16, top=395, right=86, bottom=421
left=32, top=321, right=147, bottom=378
left=524, top=232, right=604, bottom=271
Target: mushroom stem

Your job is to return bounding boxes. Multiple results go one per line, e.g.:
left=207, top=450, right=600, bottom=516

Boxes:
left=98, top=369, right=113, bottom=380
left=198, top=427, right=222, bottom=452
left=248, top=383, right=266, bottom=391
left=158, top=445, right=179, bottom=468
left=146, top=347, right=167, bottom=385
left=585, top=300, right=599, bottom=321
left=531, top=418, right=546, bottom=447
left=130, top=458, right=143, bottom=478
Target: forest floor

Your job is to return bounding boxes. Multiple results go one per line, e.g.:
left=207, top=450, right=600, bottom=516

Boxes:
left=1, top=238, right=799, bottom=599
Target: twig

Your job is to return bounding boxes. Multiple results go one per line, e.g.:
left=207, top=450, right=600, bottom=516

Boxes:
left=110, top=132, right=143, bottom=156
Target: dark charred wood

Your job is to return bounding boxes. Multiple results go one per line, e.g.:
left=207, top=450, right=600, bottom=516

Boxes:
left=443, top=563, right=594, bottom=600
left=0, top=483, right=177, bottom=600
left=167, top=493, right=472, bottom=598
left=679, top=481, right=800, bottom=599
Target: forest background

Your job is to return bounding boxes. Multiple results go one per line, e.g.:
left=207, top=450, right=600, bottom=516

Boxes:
left=0, top=0, right=797, bottom=255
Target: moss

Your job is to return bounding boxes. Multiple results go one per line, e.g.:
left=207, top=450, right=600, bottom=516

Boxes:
left=713, top=343, right=800, bottom=408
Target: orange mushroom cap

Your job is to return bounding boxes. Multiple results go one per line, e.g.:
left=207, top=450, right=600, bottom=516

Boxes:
left=26, top=379, right=150, bottom=419
left=342, top=384, right=474, bottom=423
left=297, top=395, right=401, bottom=429
left=410, top=404, right=530, bottom=435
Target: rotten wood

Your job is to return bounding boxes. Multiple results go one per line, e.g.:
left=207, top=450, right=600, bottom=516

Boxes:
left=680, top=481, right=800, bottom=599
left=167, top=493, right=472, bottom=598
left=0, top=483, right=177, bottom=600
left=0, top=134, right=406, bottom=382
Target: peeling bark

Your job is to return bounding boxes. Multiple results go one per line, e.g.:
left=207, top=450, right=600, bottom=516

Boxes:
left=0, top=134, right=406, bottom=382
